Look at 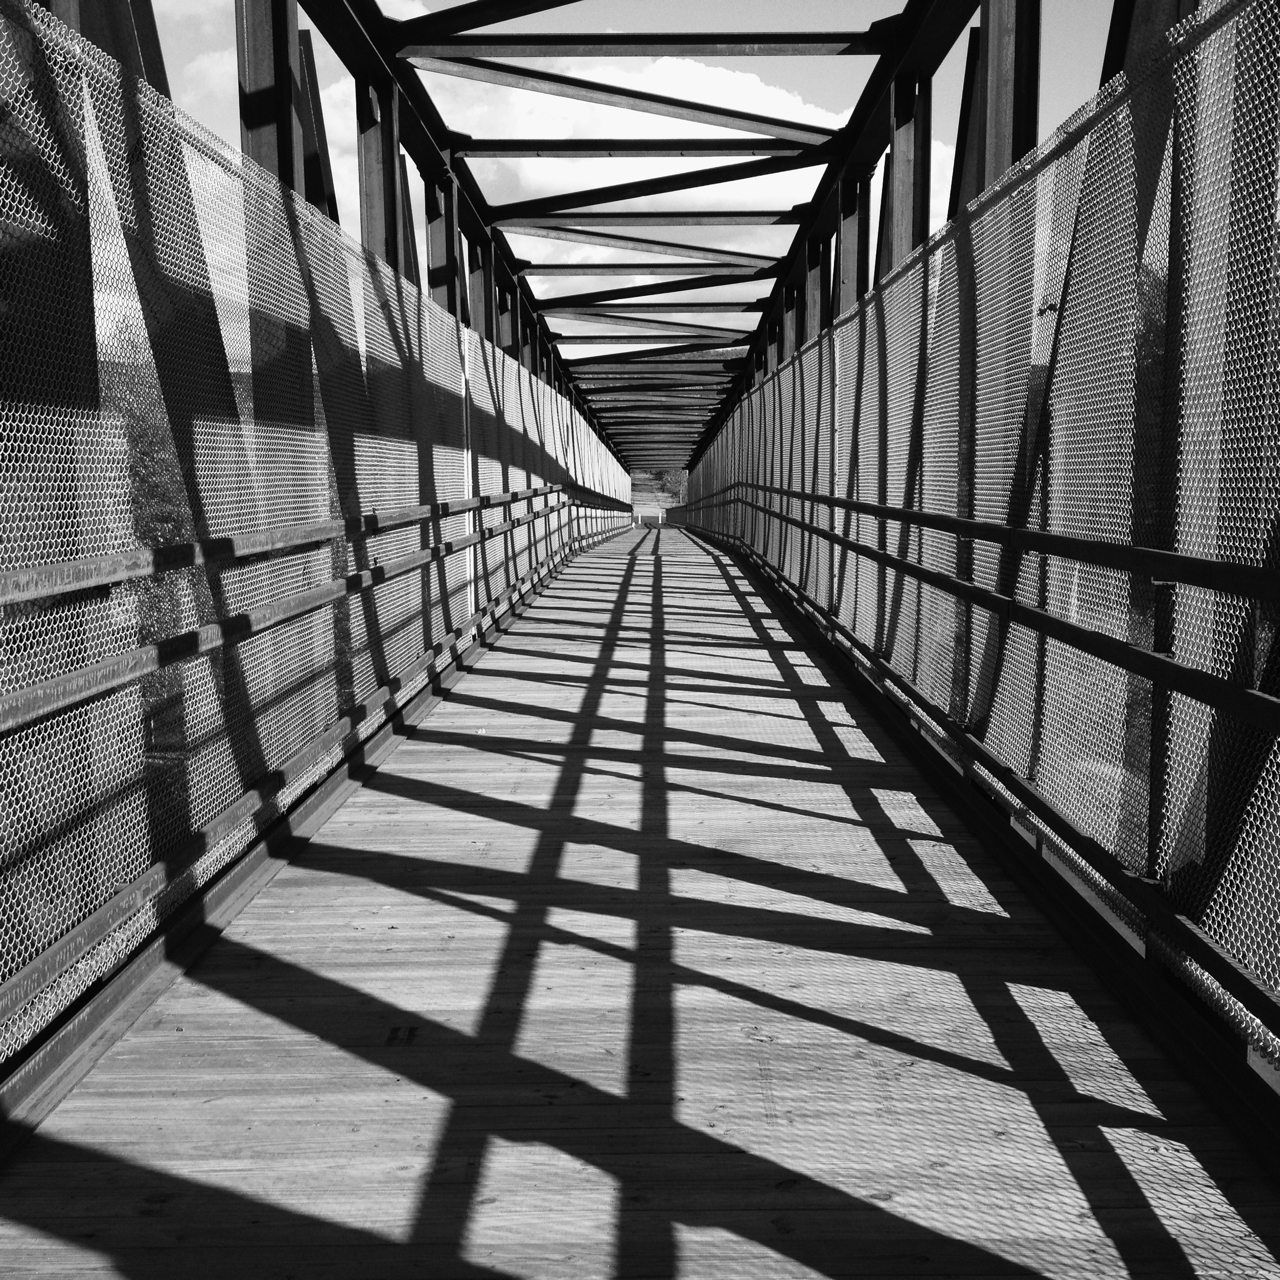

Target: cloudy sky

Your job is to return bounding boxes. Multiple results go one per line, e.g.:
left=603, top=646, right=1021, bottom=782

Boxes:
left=152, top=0, right=1113, bottom=322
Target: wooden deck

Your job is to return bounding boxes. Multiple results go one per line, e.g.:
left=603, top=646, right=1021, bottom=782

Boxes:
left=1, top=527, right=1277, bottom=1278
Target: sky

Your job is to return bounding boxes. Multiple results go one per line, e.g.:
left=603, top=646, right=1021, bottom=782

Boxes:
left=151, top=0, right=1114, bottom=329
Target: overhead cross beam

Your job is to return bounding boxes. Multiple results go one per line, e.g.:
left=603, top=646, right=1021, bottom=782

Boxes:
left=399, top=28, right=902, bottom=58
left=453, top=139, right=810, bottom=158
left=496, top=212, right=803, bottom=228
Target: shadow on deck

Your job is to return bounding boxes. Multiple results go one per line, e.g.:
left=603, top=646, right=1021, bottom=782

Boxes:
left=0, top=528, right=1277, bottom=1278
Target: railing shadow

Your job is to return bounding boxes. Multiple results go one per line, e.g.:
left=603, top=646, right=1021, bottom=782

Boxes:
left=0, top=529, right=1276, bottom=1277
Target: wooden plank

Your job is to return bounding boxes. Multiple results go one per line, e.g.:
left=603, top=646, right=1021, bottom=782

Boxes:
left=0, top=530, right=1276, bottom=1277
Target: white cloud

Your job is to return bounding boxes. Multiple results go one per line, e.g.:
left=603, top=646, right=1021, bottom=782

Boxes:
left=931, top=139, right=956, bottom=236
left=318, top=75, right=360, bottom=234
left=174, top=46, right=238, bottom=152
left=378, top=0, right=429, bottom=17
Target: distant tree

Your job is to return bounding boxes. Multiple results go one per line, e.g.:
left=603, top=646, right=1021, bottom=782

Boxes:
left=656, top=469, right=688, bottom=504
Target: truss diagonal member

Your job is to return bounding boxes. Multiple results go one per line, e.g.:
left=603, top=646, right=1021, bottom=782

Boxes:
left=401, top=31, right=899, bottom=58
left=554, top=333, right=752, bottom=343
left=548, top=310, right=754, bottom=338
left=532, top=272, right=776, bottom=310
left=498, top=224, right=777, bottom=266
left=567, top=342, right=749, bottom=367
left=522, top=264, right=763, bottom=276
left=541, top=301, right=765, bottom=313
left=404, top=58, right=837, bottom=145
left=494, top=155, right=827, bottom=221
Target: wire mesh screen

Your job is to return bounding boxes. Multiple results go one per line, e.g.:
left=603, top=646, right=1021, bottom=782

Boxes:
left=690, top=0, right=1280, bottom=1072
left=0, top=0, right=629, bottom=1069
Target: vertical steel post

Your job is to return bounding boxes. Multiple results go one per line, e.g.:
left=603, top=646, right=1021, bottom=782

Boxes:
left=981, top=0, right=1040, bottom=186
left=837, top=172, right=871, bottom=314
left=804, top=237, right=824, bottom=347
left=426, top=178, right=459, bottom=314
left=948, top=28, right=984, bottom=220
left=398, top=155, right=420, bottom=288
left=236, top=0, right=302, bottom=192
left=890, top=73, right=931, bottom=270
left=297, top=29, right=339, bottom=221
left=357, top=76, right=402, bottom=270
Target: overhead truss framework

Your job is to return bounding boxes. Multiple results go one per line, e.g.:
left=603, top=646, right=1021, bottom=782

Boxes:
left=206, top=0, right=1102, bottom=471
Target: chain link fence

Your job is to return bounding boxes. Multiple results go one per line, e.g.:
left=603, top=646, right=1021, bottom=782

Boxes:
left=0, top=0, right=629, bottom=1070
left=690, top=0, right=1280, bottom=1075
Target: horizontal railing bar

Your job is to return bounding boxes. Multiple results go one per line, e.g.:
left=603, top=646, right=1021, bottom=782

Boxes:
left=0, top=485, right=569, bottom=610
left=694, top=525, right=1280, bottom=1044
left=696, top=495, right=1280, bottom=735
left=0, top=515, right=627, bottom=1027
left=0, top=497, right=623, bottom=739
left=693, top=482, right=1280, bottom=602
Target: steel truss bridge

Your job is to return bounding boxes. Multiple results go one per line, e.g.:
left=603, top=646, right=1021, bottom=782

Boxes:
left=1, top=0, right=1279, bottom=1274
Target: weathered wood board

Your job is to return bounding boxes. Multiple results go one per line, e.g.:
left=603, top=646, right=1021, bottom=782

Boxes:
left=1, top=528, right=1277, bottom=1278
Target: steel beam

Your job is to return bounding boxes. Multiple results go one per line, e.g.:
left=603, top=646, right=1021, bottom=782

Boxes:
left=294, top=0, right=617, bottom=460
left=406, top=58, right=836, bottom=145
left=401, top=1, right=579, bottom=36
left=548, top=312, right=753, bottom=338
left=398, top=155, right=420, bottom=287
left=400, top=30, right=898, bottom=58
left=982, top=0, right=1040, bottom=185
left=452, top=138, right=810, bottom=158
left=690, top=0, right=983, bottom=468
left=541, top=302, right=766, bottom=314
left=837, top=173, right=871, bottom=311
left=468, top=236, right=494, bottom=340
left=499, top=225, right=775, bottom=267
left=72, top=0, right=170, bottom=95
left=425, top=178, right=459, bottom=314
left=236, top=0, right=303, bottom=191
left=553, top=334, right=751, bottom=344
left=298, top=29, right=339, bottom=220
left=497, top=212, right=802, bottom=227
left=531, top=272, right=775, bottom=310
left=523, top=264, right=764, bottom=277
left=567, top=343, right=747, bottom=366
left=889, top=72, right=931, bottom=267
left=948, top=27, right=983, bottom=219
left=493, top=154, right=827, bottom=221
left=357, top=76, right=403, bottom=268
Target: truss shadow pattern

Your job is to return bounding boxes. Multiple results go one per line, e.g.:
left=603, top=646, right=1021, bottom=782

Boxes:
left=1, top=529, right=1277, bottom=1277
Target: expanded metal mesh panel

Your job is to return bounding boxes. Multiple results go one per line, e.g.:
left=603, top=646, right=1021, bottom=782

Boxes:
left=833, top=314, right=862, bottom=636
left=688, top=0, right=1280, bottom=1066
left=881, top=263, right=925, bottom=686
left=0, top=0, right=628, bottom=1067
left=799, top=338, right=834, bottom=612
left=918, top=248, right=960, bottom=714
left=855, top=298, right=883, bottom=651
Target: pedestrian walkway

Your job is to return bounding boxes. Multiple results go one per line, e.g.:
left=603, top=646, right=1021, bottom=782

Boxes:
left=0, top=527, right=1276, bottom=1279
